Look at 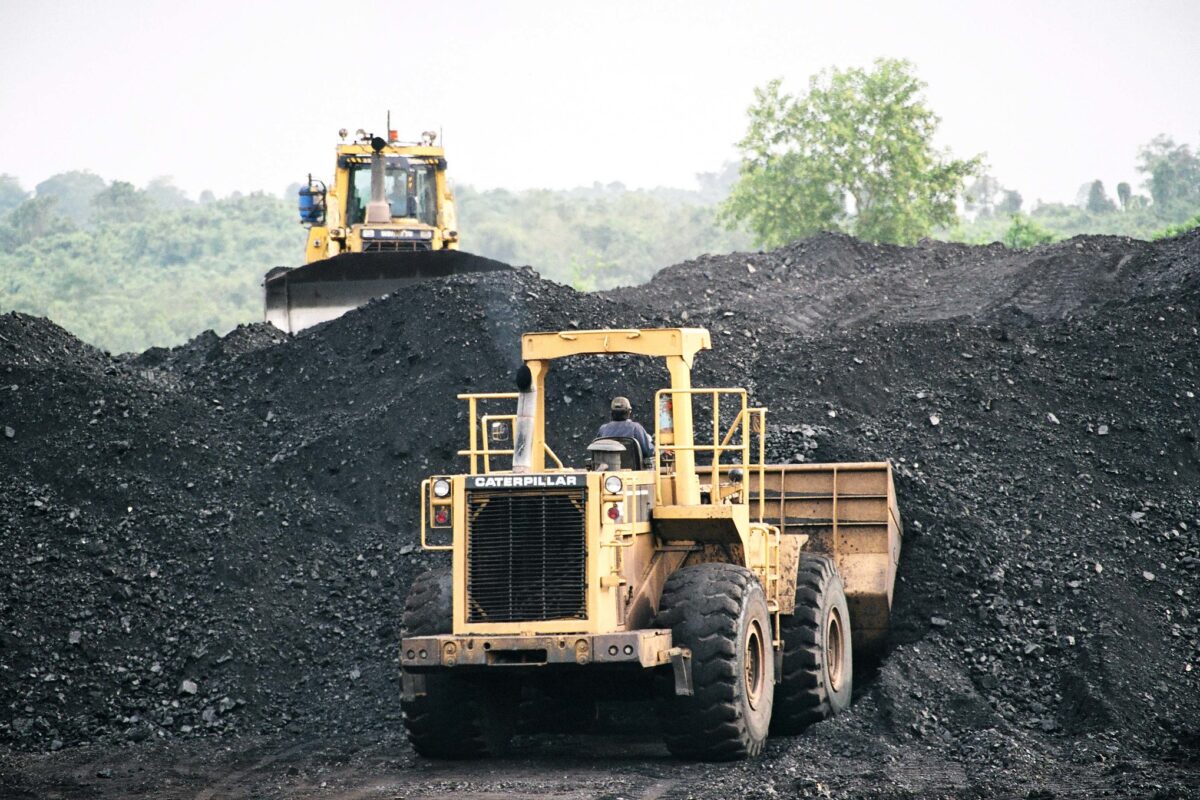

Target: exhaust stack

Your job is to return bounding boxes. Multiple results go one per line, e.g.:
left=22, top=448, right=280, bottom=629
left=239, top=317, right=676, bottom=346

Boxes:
left=365, top=136, right=391, bottom=224
left=512, top=365, right=536, bottom=473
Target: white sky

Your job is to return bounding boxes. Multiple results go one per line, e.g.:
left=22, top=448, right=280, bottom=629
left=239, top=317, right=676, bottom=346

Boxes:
left=2, top=0, right=1198, bottom=204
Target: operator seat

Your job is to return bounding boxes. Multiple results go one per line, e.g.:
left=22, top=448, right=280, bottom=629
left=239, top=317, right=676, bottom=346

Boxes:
left=587, top=437, right=644, bottom=471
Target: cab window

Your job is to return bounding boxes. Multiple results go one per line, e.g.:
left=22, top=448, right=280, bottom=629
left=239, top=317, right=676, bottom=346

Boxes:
left=346, top=159, right=438, bottom=227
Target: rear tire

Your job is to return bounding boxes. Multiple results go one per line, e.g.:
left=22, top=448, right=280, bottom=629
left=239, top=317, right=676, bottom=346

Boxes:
left=770, top=555, right=853, bottom=735
left=654, top=563, right=774, bottom=760
left=401, top=568, right=516, bottom=758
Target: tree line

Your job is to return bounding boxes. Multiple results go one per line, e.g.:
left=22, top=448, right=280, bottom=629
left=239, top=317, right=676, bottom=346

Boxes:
left=1, top=58, right=1197, bottom=352
left=0, top=170, right=748, bottom=352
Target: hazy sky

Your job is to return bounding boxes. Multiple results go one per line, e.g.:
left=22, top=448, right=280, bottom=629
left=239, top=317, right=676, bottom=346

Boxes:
left=3, top=0, right=1198, bottom=203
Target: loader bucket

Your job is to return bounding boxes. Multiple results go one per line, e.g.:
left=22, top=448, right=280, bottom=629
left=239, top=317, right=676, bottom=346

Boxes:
left=749, top=462, right=902, bottom=654
left=263, top=250, right=512, bottom=333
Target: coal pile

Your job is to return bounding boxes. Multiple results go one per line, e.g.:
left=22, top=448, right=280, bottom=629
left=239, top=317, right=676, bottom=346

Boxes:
left=2, top=231, right=1198, bottom=794
left=610, top=230, right=1200, bottom=332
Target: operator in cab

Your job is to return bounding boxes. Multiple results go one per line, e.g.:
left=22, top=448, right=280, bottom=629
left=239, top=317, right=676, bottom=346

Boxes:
left=597, top=396, right=654, bottom=459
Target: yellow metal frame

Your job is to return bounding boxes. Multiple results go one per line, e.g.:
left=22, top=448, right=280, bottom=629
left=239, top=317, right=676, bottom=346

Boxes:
left=520, top=328, right=711, bottom=364
left=413, top=328, right=822, bottom=647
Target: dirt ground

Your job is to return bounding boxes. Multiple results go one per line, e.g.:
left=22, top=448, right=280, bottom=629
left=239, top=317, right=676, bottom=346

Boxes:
left=5, top=728, right=1200, bottom=800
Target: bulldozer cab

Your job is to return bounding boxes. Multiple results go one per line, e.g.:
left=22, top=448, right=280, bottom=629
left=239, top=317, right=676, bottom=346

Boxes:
left=263, top=127, right=512, bottom=334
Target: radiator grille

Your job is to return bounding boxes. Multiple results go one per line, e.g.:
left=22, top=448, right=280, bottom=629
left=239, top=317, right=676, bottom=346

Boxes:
left=362, top=240, right=432, bottom=253
left=466, top=489, right=587, bottom=623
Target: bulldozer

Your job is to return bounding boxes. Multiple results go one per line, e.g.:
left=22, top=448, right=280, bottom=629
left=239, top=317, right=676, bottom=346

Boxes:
left=399, top=327, right=902, bottom=760
left=263, top=127, right=508, bottom=333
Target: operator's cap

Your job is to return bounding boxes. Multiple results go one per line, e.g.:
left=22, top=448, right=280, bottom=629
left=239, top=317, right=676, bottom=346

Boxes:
left=611, top=396, right=632, bottom=412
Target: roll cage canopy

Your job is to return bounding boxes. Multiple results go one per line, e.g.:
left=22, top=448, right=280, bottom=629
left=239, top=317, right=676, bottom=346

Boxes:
left=520, top=328, right=711, bottom=366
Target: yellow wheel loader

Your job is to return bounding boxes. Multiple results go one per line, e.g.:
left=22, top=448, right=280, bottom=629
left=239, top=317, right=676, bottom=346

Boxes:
left=264, top=127, right=508, bottom=333
left=399, top=328, right=903, bottom=760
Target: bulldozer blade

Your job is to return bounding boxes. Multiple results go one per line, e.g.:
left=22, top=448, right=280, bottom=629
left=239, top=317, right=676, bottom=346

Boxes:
left=264, top=250, right=511, bottom=333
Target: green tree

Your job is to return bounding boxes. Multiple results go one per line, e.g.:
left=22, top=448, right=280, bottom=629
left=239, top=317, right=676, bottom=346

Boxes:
left=1116, top=182, right=1132, bottom=211
left=694, top=162, right=741, bottom=204
left=966, top=175, right=1001, bottom=218
left=1003, top=214, right=1056, bottom=248
left=34, top=170, right=107, bottom=224
left=0, top=174, right=29, bottom=217
left=997, top=189, right=1022, bottom=215
left=1150, top=213, right=1200, bottom=240
left=0, top=195, right=71, bottom=248
left=90, top=180, right=154, bottom=224
left=722, top=59, right=981, bottom=247
left=1137, top=135, right=1200, bottom=210
left=144, top=176, right=191, bottom=210
left=1086, top=180, right=1116, bottom=213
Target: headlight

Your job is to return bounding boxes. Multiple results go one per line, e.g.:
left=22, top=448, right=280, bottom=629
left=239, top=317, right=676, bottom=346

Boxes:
left=361, top=228, right=375, bottom=239
left=432, top=478, right=451, bottom=498
left=604, top=475, right=623, bottom=495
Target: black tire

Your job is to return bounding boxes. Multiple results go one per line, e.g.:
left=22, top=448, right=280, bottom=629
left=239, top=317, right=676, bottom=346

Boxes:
left=654, top=563, right=774, bottom=760
left=401, top=568, right=516, bottom=758
left=770, top=554, right=853, bottom=736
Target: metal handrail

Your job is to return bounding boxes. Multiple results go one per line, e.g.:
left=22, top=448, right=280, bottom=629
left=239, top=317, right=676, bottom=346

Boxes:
left=458, top=393, right=519, bottom=475
left=653, top=387, right=757, bottom=507
left=479, top=413, right=516, bottom=474
left=456, top=394, right=565, bottom=474
left=543, top=443, right=565, bottom=470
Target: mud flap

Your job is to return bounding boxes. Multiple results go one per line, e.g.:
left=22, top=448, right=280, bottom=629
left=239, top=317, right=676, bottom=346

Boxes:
left=401, top=671, right=427, bottom=702
left=668, top=647, right=693, bottom=696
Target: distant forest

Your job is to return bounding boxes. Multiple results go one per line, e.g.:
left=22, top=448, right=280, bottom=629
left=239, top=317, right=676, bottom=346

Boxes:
left=1, top=133, right=1198, bottom=353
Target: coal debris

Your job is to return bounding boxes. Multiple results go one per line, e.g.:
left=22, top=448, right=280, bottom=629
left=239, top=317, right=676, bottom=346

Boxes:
left=1, top=230, right=1198, bottom=796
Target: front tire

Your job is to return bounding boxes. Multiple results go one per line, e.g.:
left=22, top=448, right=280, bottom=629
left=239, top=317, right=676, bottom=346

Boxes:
left=654, top=563, right=774, bottom=760
left=401, top=568, right=515, bottom=758
left=771, top=554, right=853, bottom=735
